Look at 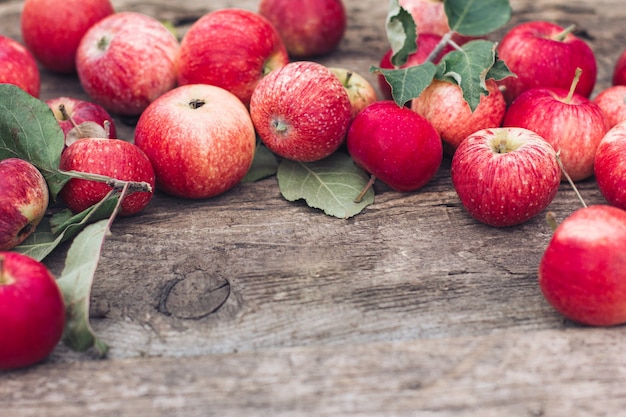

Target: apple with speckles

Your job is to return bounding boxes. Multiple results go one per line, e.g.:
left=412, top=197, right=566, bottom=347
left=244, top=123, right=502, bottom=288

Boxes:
left=593, top=85, right=626, bottom=129
left=46, top=96, right=117, bottom=146
left=0, top=35, right=40, bottom=97
left=594, top=120, right=626, bottom=211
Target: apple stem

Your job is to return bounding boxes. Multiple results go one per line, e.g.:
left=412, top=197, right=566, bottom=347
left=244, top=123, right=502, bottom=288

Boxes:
left=355, top=174, right=376, bottom=203
left=565, top=68, right=583, bottom=104
left=0, top=256, right=5, bottom=285
left=545, top=211, right=559, bottom=232
left=103, top=120, right=111, bottom=138
left=59, top=103, right=85, bottom=138
left=552, top=24, right=576, bottom=42
left=555, top=151, right=587, bottom=208
left=343, top=71, right=354, bottom=88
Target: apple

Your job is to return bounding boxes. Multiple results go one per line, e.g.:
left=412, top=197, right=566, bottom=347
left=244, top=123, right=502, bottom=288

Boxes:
left=59, top=138, right=156, bottom=216
left=502, top=82, right=609, bottom=182
left=398, top=0, right=479, bottom=44
left=450, top=127, right=560, bottom=227
left=411, top=78, right=506, bottom=155
left=0, top=158, right=49, bottom=251
left=613, top=48, right=626, bottom=86
left=377, top=33, right=449, bottom=101
left=0, top=35, right=40, bottom=97
left=346, top=100, right=442, bottom=192
left=250, top=61, right=352, bottom=162
left=0, top=251, right=65, bottom=370
left=20, top=0, right=114, bottom=74
left=328, top=67, right=378, bottom=118
left=75, top=11, right=179, bottom=116
left=177, top=8, right=289, bottom=107
left=134, top=84, right=256, bottom=199
left=258, top=0, right=346, bottom=58
left=539, top=205, right=626, bottom=326
left=594, top=120, right=626, bottom=211
left=593, top=85, right=626, bottom=129
left=46, top=96, right=117, bottom=146
left=497, top=21, right=597, bottom=104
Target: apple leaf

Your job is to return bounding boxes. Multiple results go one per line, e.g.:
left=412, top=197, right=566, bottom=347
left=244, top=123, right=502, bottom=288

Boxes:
left=434, top=39, right=514, bottom=111
left=57, top=218, right=112, bottom=356
left=241, top=141, right=278, bottom=182
left=445, top=0, right=512, bottom=36
left=385, top=0, right=417, bottom=68
left=0, top=84, right=68, bottom=199
left=371, top=62, right=437, bottom=107
left=277, top=152, right=374, bottom=219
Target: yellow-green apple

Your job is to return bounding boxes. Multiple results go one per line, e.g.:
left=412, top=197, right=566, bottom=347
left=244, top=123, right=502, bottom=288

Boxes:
left=0, top=251, right=65, bottom=370
left=328, top=67, right=378, bottom=118
left=539, top=205, right=626, bottom=326
left=0, top=158, right=49, bottom=251
left=20, top=0, right=114, bottom=74
left=411, top=78, right=506, bottom=155
left=177, top=8, right=289, bottom=107
left=593, top=85, right=626, bottom=129
left=377, top=33, right=449, bottom=101
left=497, top=21, right=597, bottom=103
left=346, top=100, right=442, bottom=192
left=250, top=61, right=352, bottom=162
left=0, top=35, right=40, bottom=97
left=594, top=120, right=626, bottom=210
left=503, top=84, right=609, bottom=182
left=46, top=96, right=117, bottom=146
left=613, top=49, right=626, bottom=86
left=75, top=11, right=179, bottom=116
left=451, top=127, right=560, bottom=227
left=134, top=84, right=256, bottom=199
left=258, top=0, right=346, bottom=58
left=59, top=138, right=156, bottom=216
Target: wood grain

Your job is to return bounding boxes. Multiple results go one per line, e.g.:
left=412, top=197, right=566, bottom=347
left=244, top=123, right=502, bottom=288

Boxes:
left=1, top=0, right=625, bottom=415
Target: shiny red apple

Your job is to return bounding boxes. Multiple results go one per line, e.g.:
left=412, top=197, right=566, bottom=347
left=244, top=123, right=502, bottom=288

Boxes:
left=594, top=120, right=626, bottom=211
left=0, top=35, right=40, bottom=97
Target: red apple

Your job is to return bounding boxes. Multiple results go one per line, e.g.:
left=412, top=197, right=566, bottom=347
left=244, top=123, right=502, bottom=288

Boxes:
left=346, top=100, right=442, bottom=192
left=134, top=84, right=256, bottom=199
left=46, top=96, right=117, bottom=146
left=250, top=61, right=352, bottom=162
left=0, top=35, right=40, bottom=97
left=411, top=78, right=506, bottom=155
left=20, top=0, right=114, bottom=74
left=328, top=67, right=378, bottom=118
left=539, top=205, right=626, bottom=326
left=76, top=11, right=179, bottom=116
left=0, top=158, right=49, bottom=251
left=59, top=138, right=156, bottom=216
left=258, top=0, right=346, bottom=58
left=594, top=121, right=626, bottom=211
left=177, top=8, right=289, bottom=107
left=451, top=127, right=560, bottom=227
left=377, top=33, right=449, bottom=101
left=613, top=48, right=626, bottom=86
left=497, top=21, right=597, bottom=104
left=0, top=251, right=65, bottom=370
left=593, top=85, right=626, bottom=129
left=503, top=85, right=609, bottom=182
left=398, top=0, right=478, bottom=44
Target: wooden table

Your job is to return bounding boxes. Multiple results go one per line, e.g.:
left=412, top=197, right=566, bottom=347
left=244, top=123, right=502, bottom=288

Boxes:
left=2, top=0, right=626, bottom=415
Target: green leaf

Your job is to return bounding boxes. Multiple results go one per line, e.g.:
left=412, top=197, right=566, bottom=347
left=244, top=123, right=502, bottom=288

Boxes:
left=277, top=152, right=375, bottom=219
left=434, top=40, right=500, bottom=112
left=486, top=55, right=516, bottom=81
left=385, top=0, right=417, bottom=67
left=57, top=219, right=112, bottom=356
left=445, top=0, right=512, bottom=36
left=371, top=62, right=437, bottom=107
left=13, top=193, right=119, bottom=262
left=0, top=84, right=69, bottom=199
left=241, top=141, right=278, bottom=182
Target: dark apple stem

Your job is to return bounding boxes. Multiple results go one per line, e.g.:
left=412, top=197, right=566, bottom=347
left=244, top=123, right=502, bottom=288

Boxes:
left=0, top=256, right=5, bottom=284
left=552, top=24, right=576, bottom=42
left=555, top=151, right=587, bottom=208
left=565, top=67, right=583, bottom=103
left=343, top=71, right=353, bottom=87
left=355, top=174, right=376, bottom=203
left=103, top=120, right=111, bottom=138
left=58, top=104, right=83, bottom=137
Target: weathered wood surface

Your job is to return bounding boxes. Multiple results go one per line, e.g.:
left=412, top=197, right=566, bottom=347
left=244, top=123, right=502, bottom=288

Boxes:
left=1, top=0, right=626, bottom=415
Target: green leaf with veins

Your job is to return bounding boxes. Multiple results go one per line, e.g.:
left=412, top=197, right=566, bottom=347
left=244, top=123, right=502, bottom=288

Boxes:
left=385, top=0, right=417, bottom=68
left=445, top=0, right=512, bottom=36
left=371, top=62, right=438, bottom=108
left=0, top=84, right=69, bottom=199
left=277, top=152, right=374, bottom=219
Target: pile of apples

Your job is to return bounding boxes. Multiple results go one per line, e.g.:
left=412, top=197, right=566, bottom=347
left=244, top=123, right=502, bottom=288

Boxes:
left=2, top=0, right=626, bottom=369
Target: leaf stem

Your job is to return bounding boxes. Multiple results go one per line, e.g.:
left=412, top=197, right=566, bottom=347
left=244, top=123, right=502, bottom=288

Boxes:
left=555, top=151, right=587, bottom=208
left=425, top=31, right=455, bottom=63
left=61, top=170, right=153, bottom=193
